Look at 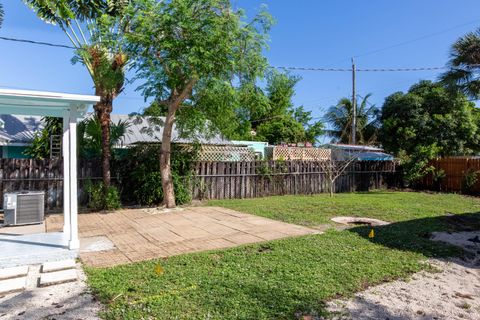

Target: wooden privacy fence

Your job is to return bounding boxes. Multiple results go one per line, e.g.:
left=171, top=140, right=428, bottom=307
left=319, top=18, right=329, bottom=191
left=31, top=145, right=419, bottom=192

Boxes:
left=422, top=157, right=480, bottom=193
left=0, top=158, right=102, bottom=211
left=0, top=158, right=400, bottom=210
left=191, top=160, right=400, bottom=200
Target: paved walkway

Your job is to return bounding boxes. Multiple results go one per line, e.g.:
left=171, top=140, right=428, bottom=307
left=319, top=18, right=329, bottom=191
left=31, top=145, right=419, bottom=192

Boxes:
left=46, top=207, right=319, bottom=268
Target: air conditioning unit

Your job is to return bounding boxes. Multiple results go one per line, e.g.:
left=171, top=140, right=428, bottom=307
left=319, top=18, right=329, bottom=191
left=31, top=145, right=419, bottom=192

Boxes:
left=3, top=191, right=45, bottom=226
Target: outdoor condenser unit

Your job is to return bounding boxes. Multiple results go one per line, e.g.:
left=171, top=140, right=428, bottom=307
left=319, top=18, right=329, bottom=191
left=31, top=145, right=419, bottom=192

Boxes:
left=3, top=191, right=45, bottom=226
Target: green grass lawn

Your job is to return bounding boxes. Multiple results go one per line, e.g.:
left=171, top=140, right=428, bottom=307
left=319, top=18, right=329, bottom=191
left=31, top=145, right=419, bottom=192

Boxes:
left=208, top=191, right=480, bottom=226
left=86, top=192, right=480, bottom=319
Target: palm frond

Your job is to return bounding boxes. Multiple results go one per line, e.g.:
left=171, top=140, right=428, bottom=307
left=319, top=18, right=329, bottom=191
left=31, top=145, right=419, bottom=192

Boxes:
left=441, top=27, right=480, bottom=98
left=0, top=3, right=4, bottom=28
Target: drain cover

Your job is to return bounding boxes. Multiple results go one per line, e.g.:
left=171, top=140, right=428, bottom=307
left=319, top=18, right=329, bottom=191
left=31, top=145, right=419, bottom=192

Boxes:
left=331, top=217, right=389, bottom=226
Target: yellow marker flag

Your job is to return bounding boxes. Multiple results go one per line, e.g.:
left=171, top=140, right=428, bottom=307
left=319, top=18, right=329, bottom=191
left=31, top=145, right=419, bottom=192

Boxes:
left=368, top=229, right=375, bottom=239
left=154, top=264, right=164, bottom=276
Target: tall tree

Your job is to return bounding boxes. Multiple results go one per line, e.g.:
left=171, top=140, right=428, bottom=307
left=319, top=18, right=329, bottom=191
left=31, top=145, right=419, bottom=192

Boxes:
left=23, top=0, right=129, bottom=188
left=250, top=72, right=324, bottom=145
left=441, top=28, right=480, bottom=99
left=325, top=94, right=379, bottom=145
left=379, top=80, right=479, bottom=183
left=127, top=0, right=273, bottom=208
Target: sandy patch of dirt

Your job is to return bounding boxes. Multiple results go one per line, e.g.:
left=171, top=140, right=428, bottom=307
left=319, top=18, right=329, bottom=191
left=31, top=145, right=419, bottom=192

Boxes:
left=326, top=231, right=480, bottom=320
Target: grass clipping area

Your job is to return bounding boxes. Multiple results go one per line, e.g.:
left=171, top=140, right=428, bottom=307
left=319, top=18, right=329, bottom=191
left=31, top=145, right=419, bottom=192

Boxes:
left=86, top=192, right=480, bottom=319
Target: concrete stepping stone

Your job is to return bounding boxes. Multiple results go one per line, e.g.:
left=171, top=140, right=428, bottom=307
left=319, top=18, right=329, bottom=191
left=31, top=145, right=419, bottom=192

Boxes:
left=39, top=269, right=77, bottom=287
left=0, top=277, right=27, bottom=294
left=41, top=259, right=76, bottom=273
left=0, top=266, right=29, bottom=280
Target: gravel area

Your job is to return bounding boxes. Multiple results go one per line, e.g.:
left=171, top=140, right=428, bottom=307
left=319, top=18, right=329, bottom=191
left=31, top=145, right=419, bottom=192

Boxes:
left=0, top=264, right=101, bottom=320
left=327, top=231, right=480, bottom=320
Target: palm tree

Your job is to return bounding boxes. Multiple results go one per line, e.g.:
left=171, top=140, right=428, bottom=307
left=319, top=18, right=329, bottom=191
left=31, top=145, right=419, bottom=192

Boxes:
left=23, top=0, right=129, bottom=188
left=441, top=28, right=480, bottom=98
left=78, top=117, right=130, bottom=159
left=325, top=94, right=379, bottom=145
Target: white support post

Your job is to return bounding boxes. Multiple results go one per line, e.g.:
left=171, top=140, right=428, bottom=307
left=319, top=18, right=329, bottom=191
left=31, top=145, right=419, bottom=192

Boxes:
left=68, top=107, right=80, bottom=250
left=62, top=109, right=71, bottom=236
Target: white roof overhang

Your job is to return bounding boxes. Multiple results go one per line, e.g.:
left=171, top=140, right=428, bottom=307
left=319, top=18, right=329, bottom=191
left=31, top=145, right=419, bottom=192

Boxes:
left=0, top=89, right=100, bottom=117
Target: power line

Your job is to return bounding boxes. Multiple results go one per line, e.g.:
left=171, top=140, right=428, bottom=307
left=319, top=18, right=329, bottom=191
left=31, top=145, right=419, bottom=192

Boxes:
left=0, top=36, right=465, bottom=73
left=275, top=66, right=446, bottom=72
left=353, top=18, right=480, bottom=59
left=0, top=36, right=75, bottom=49
left=325, top=17, right=480, bottom=66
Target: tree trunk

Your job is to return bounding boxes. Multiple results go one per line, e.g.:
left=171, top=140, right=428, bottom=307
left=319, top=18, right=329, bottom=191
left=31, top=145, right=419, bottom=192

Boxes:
left=158, top=79, right=197, bottom=208
left=94, top=94, right=113, bottom=188
left=160, top=106, right=177, bottom=208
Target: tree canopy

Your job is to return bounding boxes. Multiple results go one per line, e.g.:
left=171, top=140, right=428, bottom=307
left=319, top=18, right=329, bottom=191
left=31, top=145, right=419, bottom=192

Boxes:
left=126, top=0, right=273, bottom=207
left=247, top=72, right=324, bottom=145
left=379, top=80, right=480, bottom=182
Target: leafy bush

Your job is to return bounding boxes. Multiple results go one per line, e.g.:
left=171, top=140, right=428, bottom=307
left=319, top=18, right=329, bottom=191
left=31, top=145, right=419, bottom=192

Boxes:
left=432, top=168, right=446, bottom=191
left=397, top=145, right=440, bottom=187
left=461, top=169, right=480, bottom=195
left=134, top=172, right=163, bottom=206
left=114, top=144, right=198, bottom=206
left=173, top=172, right=192, bottom=204
left=85, top=181, right=122, bottom=211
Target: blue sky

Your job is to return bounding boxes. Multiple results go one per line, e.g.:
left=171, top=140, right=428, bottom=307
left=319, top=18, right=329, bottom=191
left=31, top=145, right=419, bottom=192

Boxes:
left=1, top=0, right=479, bottom=119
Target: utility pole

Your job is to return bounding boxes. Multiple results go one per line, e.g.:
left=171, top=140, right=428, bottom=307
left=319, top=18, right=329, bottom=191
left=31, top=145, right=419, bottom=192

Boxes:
left=351, top=57, right=357, bottom=145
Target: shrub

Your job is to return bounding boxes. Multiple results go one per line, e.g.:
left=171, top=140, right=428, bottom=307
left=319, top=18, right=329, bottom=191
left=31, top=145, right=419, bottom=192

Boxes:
left=461, top=169, right=480, bottom=195
left=134, top=172, right=163, bottom=206
left=114, top=144, right=198, bottom=206
left=85, top=181, right=122, bottom=211
left=173, top=172, right=192, bottom=205
left=432, top=168, right=446, bottom=191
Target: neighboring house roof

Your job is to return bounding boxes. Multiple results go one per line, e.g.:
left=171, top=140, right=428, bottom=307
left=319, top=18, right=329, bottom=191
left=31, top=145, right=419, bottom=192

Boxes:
left=0, top=114, right=43, bottom=146
left=0, top=113, right=232, bottom=147
left=325, top=144, right=394, bottom=161
left=355, top=152, right=394, bottom=161
left=110, top=114, right=232, bottom=147
left=324, top=143, right=384, bottom=152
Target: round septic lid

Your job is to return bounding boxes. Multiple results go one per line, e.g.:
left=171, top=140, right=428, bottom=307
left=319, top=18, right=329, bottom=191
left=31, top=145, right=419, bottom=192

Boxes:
left=331, top=216, right=389, bottom=226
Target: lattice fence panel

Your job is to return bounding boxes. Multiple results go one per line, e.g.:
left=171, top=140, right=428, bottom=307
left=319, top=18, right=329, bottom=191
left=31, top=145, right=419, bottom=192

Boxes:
left=265, top=146, right=331, bottom=161
left=198, top=145, right=256, bottom=162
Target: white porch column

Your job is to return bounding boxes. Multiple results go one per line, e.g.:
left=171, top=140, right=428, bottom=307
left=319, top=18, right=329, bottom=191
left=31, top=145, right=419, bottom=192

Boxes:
left=62, top=109, right=71, bottom=236
left=68, top=107, right=80, bottom=250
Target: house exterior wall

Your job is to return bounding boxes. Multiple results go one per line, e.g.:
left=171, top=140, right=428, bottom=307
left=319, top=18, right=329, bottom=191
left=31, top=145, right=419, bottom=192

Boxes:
left=1, top=146, right=29, bottom=158
left=231, top=141, right=268, bottom=158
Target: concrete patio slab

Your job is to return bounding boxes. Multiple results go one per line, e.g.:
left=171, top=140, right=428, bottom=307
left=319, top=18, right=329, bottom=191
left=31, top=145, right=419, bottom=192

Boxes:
left=0, top=266, right=29, bottom=280
left=0, top=277, right=26, bottom=295
left=46, top=206, right=320, bottom=268
left=0, top=223, right=45, bottom=236
left=0, top=232, right=78, bottom=268
left=39, top=269, right=77, bottom=287
left=42, top=259, right=76, bottom=273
